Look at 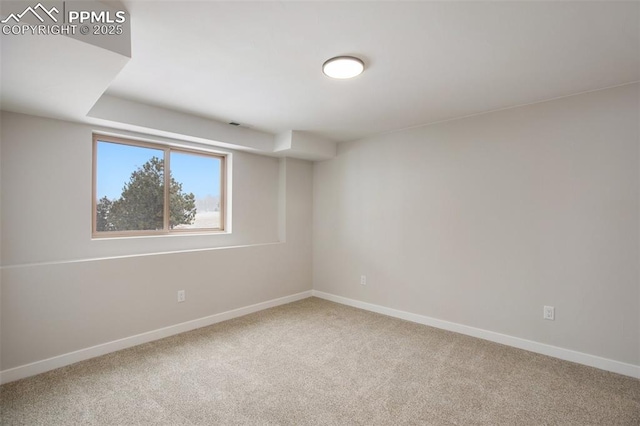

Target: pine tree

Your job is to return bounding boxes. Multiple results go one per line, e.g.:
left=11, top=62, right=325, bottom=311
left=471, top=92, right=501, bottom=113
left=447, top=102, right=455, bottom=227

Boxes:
left=96, top=196, right=114, bottom=231
left=96, top=157, right=196, bottom=231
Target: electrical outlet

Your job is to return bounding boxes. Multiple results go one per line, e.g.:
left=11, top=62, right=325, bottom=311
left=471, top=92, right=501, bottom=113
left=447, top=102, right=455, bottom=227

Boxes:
left=360, top=275, right=367, bottom=286
left=543, top=305, right=554, bottom=320
left=177, top=290, right=186, bottom=303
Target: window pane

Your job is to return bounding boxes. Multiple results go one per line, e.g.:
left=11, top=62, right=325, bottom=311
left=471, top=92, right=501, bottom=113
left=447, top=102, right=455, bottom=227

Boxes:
left=170, top=152, right=222, bottom=230
left=96, top=141, right=165, bottom=232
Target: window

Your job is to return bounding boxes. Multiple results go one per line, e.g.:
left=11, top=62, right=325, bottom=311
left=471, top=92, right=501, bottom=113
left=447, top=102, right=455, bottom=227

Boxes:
left=93, top=134, right=225, bottom=237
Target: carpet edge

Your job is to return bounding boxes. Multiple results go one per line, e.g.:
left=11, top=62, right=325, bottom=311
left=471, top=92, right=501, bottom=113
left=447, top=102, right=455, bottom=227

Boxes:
left=0, top=290, right=314, bottom=384
left=311, top=290, right=640, bottom=379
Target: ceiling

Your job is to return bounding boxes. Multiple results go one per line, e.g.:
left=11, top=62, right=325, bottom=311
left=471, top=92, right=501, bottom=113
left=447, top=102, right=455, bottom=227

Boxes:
left=1, top=1, right=638, bottom=147
left=102, top=1, right=639, bottom=142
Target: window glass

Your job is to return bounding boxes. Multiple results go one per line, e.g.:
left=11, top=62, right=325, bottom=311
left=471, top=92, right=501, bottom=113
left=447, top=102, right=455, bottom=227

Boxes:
left=96, top=141, right=165, bottom=232
left=93, top=136, right=225, bottom=237
left=170, top=151, right=222, bottom=230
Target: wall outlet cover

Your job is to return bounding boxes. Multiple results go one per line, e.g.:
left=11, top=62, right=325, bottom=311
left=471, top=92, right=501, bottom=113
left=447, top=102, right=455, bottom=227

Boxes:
left=543, top=305, right=555, bottom=320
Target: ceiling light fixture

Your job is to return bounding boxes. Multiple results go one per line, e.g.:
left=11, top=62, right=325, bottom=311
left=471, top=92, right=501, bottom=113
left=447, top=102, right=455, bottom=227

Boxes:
left=322, top=56, right=365, bottom=79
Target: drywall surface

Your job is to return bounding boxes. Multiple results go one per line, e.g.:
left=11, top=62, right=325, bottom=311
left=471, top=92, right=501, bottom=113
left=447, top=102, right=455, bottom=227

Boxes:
left=0, top=112, right=313, bottom=370
left=313, top=84, right=640, bottom=366
left=0, top=112, right=281, bottom=265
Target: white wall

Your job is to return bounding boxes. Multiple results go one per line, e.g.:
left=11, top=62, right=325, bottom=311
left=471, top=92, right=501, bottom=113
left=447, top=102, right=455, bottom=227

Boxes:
left=2, top=83, right=638, bottom=376
left=0, top=112, right=313, bottom=370
left=313, top=84, right=640, bottom=367
left=1, top=112, right=282, bottom=265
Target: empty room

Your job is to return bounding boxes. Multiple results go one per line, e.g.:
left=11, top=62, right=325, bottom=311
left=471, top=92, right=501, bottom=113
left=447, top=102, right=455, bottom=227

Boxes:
left=1, top=1, right=639, bottom=424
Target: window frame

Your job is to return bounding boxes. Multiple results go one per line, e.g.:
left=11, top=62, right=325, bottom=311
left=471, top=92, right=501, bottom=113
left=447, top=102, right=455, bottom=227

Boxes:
left=92, top=134, right=226, bottom=238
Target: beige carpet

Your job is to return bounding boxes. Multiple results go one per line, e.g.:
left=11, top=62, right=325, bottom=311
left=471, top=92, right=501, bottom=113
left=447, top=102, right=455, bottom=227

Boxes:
left=1, top=297, right=639, bottom=425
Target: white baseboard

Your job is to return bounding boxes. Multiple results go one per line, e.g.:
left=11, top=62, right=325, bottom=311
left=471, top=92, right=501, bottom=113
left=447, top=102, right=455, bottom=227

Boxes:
left=0, top=290, right=313, bottom=385
left=312, top=290, right=640, bottom=379
left=4, top=289, right=637, bottom=384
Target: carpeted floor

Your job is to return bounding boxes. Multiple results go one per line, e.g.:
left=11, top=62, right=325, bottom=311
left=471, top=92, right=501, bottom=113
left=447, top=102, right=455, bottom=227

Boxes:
left=1, top=297, right=639, bottom=425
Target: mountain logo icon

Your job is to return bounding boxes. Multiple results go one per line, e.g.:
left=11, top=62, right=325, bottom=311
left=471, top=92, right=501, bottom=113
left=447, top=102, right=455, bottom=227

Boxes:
left=1, top=3, right=59, bottom=24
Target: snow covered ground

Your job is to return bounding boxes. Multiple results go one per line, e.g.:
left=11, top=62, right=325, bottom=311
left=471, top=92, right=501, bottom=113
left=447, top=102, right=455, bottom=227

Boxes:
left=174, top=211, right=220, bottom=229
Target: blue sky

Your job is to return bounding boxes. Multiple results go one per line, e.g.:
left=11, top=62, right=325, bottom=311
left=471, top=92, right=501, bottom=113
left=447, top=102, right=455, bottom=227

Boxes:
left=96, top=141, right=221, bottom=200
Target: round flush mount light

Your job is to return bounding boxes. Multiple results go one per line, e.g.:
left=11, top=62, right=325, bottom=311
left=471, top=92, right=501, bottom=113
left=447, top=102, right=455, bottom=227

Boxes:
left=322, top=56, right=365, bottom=79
